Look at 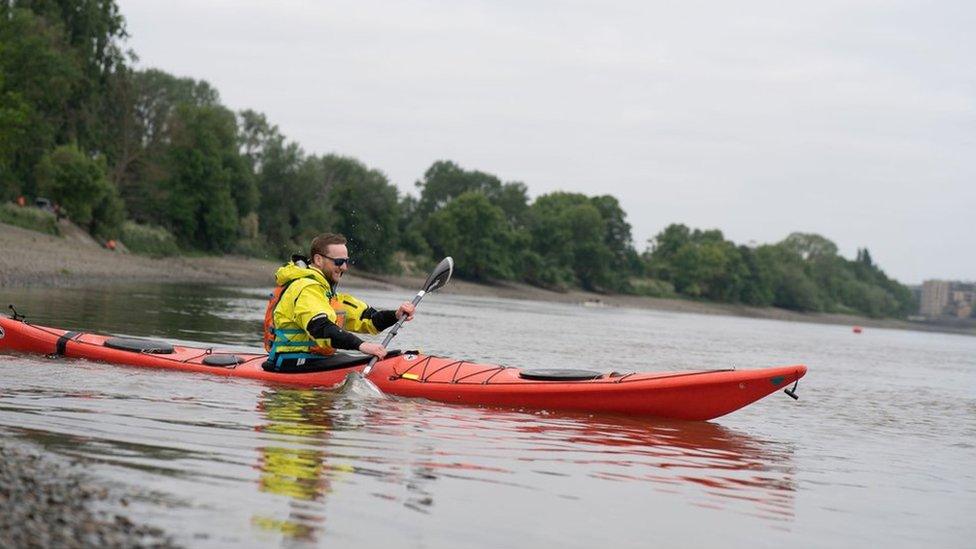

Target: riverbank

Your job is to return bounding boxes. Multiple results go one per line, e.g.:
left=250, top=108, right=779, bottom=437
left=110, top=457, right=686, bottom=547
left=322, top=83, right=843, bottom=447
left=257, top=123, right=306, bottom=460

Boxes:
left=2, top=222, right=971, bottom=336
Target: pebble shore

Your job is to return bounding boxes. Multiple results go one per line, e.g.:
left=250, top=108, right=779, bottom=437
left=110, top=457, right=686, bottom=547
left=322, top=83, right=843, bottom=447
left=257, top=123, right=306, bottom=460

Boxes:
left=0, top=443, right=178, bottom=548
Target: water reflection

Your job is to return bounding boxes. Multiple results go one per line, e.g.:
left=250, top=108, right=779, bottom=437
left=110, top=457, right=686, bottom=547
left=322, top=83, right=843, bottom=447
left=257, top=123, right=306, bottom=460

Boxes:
left=533, top=413, right=798, bottom=522
left=2, top=285, right=264, bottom=347
left=252, top=389, right=336, bottom=542
left=250, top=386, right=797, bottom=541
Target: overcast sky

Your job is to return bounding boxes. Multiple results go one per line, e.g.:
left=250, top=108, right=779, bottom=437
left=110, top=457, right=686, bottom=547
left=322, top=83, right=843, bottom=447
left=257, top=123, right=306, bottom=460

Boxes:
left=118, top=0, right=974, bottom=284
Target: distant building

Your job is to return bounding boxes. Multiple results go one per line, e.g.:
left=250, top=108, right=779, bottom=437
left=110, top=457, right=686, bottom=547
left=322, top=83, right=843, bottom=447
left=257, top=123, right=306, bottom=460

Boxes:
left=921, top=280, right=951, bottom=317
left=921, top=280, right=976, bottom=318
left=951, top=288, right=975, bottom=318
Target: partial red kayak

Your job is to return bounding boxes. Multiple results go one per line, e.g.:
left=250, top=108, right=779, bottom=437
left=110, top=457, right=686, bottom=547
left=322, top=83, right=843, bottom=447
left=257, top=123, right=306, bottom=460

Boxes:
left=0, top=317, right=806, bottom=420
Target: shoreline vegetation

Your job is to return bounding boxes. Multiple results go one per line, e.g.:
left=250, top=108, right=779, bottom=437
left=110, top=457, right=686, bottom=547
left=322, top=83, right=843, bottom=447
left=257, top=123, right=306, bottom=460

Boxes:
left=3, top=222, right=971, bottom=337
left=0, top=1, right=933, bottom=327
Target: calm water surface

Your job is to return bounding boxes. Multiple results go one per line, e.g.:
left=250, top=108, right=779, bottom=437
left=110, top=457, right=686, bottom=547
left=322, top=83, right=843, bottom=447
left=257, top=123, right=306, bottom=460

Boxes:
left=0, top=283, right=973, bottom=548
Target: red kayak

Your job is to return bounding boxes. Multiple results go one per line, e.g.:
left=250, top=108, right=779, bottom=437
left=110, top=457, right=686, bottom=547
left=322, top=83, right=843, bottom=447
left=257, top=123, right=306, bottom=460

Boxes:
left=0, top=316, right=806, bottom=420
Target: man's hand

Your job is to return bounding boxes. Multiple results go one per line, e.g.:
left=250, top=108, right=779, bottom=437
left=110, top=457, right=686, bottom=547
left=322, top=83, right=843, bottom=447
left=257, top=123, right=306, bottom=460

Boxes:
left=396, top=301, right=416, bottom=321
left=359, top=342, right=387, bottom=359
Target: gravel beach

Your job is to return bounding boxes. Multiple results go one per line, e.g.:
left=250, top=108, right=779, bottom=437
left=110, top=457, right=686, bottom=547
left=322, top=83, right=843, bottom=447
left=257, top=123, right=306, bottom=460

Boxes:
left=0, top=443, right=177, bottom=548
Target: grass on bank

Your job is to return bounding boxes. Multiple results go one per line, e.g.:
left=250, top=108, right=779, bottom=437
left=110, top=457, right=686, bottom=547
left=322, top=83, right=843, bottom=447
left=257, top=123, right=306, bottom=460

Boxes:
left=120, top=221, right=180, bottom=257
left=630, top=277, right=677, bottom=298
left=0, top=203, right=60, bottom=236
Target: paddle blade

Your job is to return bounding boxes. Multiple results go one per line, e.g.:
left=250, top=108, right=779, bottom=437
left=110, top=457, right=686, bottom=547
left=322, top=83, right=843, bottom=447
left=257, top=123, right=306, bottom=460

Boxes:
left=423, top=257, right=454, bottom=293
left=338, top=371, right=387, bottom=399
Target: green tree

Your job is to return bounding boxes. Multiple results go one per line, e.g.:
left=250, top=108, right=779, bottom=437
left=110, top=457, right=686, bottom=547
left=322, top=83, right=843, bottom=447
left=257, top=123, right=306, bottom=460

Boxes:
left=238, top=109, right=278, bottom=174
left=424, top=192, right=513, bottom=280
left=526, top=192, right=617, bottom=291
left=645, top=223, right=691, bottom=281
left=648, top=226, right=748, bottom=301
left=756, top=240, right=827, bottom=312
left=415, top=160, right=501, bottom=217
left=590, top=194, right=640, bottom=285
left=738, top=245, right=775, bottom=306
left=34, top=143, right=123, bottom=237
left=414, top=160, right=529, bottom=226
left=0, top=73, right=31, bottom=199
left=161, top=104, right=246, bottom=251
left=254, top=138, right=316, bottom=255
left=494, top=181, right=530, bottom=227
left=16, top=0, right=129, bottom=150
left=112, top=69, right=225, bottom=224
left=0, top=7, right=78, bottom=197
left=780, top=232, right=839, bottom=261
left=397, top=194, right=431, bottom=256
left=847, top=247, right=915, bottom=316
left=319, top=155, right=400, bottom=272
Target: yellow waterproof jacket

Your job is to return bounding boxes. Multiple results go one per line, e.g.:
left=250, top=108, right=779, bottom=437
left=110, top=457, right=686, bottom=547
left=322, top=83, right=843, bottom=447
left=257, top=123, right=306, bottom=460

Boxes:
left=265, top=260, right=380, bottom=360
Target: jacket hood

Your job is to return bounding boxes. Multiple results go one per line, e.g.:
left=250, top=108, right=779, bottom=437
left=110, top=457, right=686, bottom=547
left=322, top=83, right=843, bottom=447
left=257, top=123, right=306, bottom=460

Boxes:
left=274, top=255, right=333, bottom=291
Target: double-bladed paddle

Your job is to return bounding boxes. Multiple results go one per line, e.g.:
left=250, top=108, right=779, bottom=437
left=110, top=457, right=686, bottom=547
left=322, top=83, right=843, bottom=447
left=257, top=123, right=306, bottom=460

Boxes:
left=361, top=256, right=454, bottom=377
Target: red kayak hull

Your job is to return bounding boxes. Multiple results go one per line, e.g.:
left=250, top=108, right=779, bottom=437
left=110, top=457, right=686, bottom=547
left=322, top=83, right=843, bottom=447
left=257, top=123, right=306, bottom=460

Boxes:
left=0, top=317, right=806, bottom=420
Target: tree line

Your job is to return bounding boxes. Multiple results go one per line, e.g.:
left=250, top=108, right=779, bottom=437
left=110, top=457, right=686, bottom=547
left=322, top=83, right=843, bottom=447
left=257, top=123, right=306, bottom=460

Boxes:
left=0, top=1, right=915, bottom=318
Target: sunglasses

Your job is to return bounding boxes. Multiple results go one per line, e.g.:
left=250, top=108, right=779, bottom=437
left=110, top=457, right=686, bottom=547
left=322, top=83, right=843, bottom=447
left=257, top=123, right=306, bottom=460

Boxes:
left=323, top=256, right=353, bottom=267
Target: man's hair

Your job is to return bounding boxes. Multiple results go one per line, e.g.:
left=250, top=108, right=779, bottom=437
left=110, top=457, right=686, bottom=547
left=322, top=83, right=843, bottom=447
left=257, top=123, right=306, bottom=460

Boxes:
left=310, top=233, right=347, bottom=260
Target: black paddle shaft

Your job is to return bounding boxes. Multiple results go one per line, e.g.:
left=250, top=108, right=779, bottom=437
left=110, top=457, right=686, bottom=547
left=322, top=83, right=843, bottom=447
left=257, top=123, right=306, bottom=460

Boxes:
left=362, top=257, right=453, bottom=376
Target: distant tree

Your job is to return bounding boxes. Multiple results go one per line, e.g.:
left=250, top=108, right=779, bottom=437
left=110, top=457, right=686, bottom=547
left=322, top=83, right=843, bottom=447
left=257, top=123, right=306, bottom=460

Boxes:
left=856, top=247, right=873, bottom=267
left=414, top=160, right=530, bottom=227
left=415, top=160, right=501, bottom=217
left=161, top=104, right=246, bottom=251
left=0, top=7, right=78, bottom=197
left=780, top=232, right=839, bottom=261
left=494, top=181, right=530, bottom=227
left=526, top=192, right=617, bottom=291
left=738, top=245, right=775, bottom=306
left=3, top=0, right=130, bottom=165
left=409, top=160, right=536, bottom=277
left=847, top=246, right=914, bottom=317
left=645, top=223, right=691, bottom=281
left=0, top=71, right=32, bottom=199
left=238, top=109, right=278, bottom=174
left=319, top=155, right=400, bottom=272
left=397, top=194, right=431, bottom=256
left=590, top=194, right=640, bottom=283
left=424, top=192, right=514, bottom=280
left=647, top=225, right=748, bottom=301
left=562, top=202, right=613, bottom=290
left=111, top=69, right=226, bottom=223
left=34, top=143, right=123, bottom=238
left=254, top=137, right=315, bottom=255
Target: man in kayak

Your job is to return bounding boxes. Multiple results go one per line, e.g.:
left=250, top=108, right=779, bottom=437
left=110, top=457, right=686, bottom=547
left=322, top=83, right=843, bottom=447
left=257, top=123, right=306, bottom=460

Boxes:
left=262, top=233, right=415, bottom=372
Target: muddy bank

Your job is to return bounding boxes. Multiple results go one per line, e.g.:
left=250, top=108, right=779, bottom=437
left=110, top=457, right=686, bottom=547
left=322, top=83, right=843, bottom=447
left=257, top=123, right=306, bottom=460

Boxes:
left=2, top=222, right=970, bottom=336
left=0, top=442, right=177, bottom=548
left=0, top=222, right=399, bottom=292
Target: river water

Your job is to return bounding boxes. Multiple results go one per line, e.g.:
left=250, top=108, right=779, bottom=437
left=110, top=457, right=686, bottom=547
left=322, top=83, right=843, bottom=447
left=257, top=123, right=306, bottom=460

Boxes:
left=0, top=283, right=973, bottom=548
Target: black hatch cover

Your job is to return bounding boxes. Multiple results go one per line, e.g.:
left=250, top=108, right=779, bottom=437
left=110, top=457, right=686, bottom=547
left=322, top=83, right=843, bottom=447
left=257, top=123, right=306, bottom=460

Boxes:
left=518, top=368, right=604, bottom=381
